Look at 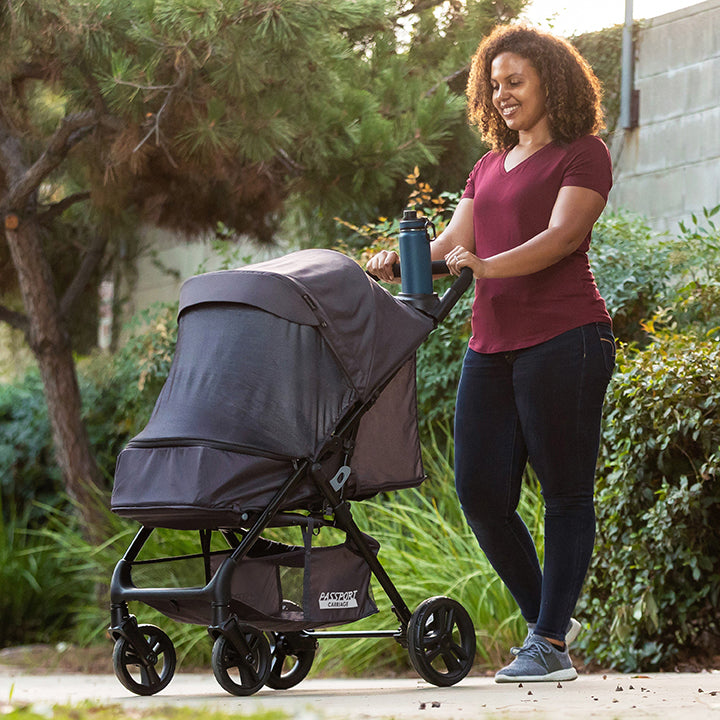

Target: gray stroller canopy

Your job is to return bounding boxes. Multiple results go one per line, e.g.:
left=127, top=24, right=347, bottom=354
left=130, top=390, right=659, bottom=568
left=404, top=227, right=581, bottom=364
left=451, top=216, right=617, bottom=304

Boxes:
left=112, top=249, right=435, bottom=528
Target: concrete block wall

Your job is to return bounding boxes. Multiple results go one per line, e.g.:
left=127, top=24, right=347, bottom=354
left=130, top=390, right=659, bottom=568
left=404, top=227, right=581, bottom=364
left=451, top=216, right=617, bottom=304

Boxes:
left=608, top=0, right=720, bottom=234
left=116, top=226, right=284, bottom=344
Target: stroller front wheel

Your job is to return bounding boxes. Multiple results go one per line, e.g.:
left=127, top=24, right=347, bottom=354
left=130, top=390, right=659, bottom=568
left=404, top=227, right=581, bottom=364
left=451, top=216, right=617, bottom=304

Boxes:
left=407, top=596, right=476, bottom=687
left=112, top=624, right=176, bottom=696
left=211, top=626, right=271, bottom=696
left=265, top=631, right=316, bottom=689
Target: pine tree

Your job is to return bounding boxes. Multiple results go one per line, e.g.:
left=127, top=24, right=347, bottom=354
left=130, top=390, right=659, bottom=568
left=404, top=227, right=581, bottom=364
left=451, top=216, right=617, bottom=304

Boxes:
left=0, top=0, right=527, bottom=539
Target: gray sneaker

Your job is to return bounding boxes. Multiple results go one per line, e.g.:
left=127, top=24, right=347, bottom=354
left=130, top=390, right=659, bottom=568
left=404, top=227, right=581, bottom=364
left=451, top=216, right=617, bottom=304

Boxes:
left=496, top=635, right=578, bottom=683
left=510, top=617, right=581, bottom=655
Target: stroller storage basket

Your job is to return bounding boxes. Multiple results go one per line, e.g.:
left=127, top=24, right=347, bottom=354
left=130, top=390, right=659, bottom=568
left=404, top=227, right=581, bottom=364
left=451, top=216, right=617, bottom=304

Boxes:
left=133, top=530, right=379, bottom=632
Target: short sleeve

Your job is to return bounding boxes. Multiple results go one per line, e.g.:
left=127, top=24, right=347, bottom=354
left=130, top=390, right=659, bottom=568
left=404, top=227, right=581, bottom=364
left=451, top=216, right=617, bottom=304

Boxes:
left=560, top=135, right=613, bottom=201
left=461, top=165, right=477, bottom=199
left=461, top=152, right=494, bottom=200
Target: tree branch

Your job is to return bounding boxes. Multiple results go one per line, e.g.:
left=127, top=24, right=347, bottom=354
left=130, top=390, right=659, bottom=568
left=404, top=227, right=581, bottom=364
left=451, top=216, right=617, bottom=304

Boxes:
left=0, top=118, right=28, bottom=187
left=424, top=64, right=470, bottom=97
left=113, top=79, right=176, bottom=92
left=130, top=65, right=189, bottom=169
left=38, top=191, right=91, bottom=224
left=59, top=232, right=110, bottom=319
left=276, top=148, right=306, bottom=174
left=4, top=111, right=99, bottom=211
left=397, top=0, right=448, bottom=19
left=12, top=61, right=52, bottom=85
left=0, top=303, right=29, bottom=335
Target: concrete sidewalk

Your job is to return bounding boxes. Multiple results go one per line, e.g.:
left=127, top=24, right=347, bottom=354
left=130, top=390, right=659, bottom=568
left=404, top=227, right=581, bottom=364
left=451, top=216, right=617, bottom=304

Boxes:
left=1, top=669, right=719, bottom=719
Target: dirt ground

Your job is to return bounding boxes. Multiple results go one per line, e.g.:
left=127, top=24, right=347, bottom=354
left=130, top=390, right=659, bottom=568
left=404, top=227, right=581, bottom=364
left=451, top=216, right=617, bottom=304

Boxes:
left=2, top=642, right=719, bottom=677
left=0, top=643, right=114, bottom=675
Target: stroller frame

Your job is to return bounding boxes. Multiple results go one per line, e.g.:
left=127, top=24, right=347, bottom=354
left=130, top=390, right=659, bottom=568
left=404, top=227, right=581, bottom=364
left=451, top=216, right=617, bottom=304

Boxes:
left=109, top=262, right=476, bottom=697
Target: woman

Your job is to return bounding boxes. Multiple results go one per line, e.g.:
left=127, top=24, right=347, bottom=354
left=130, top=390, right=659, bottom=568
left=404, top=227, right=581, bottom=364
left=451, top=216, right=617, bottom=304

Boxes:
left=367, top=24, right=615, bottom=683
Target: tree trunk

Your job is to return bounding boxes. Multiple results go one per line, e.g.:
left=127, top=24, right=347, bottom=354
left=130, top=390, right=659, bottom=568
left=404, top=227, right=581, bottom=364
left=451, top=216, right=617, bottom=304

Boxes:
left=4, top=214, right=108, bottom=541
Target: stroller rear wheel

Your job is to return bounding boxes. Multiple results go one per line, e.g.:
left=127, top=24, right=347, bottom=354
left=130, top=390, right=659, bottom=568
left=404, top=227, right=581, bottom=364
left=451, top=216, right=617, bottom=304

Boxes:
left=211, top=626, right=271, bottom=696
left=112, top=624, right=176, bottom=696
left=407, top=596, right=476, bottom=687
left=265, top=632, right=316, bottom=689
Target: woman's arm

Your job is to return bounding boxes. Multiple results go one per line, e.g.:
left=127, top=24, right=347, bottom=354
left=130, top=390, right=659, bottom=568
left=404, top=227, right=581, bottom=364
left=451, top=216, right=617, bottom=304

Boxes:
left=430, top=197, right=476, bottom=260
left=444, top=185, right=606, bottom=279
left=367, top=198, right=475, bottom=282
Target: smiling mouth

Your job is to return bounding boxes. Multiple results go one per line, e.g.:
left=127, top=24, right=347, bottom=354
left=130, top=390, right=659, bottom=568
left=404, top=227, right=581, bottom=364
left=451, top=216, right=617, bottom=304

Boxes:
left=501, top=104, right=520, bottom=116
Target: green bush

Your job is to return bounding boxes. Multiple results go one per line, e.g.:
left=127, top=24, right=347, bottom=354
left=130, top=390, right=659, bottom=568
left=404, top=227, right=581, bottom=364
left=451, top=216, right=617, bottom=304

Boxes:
left=664, top=206, right=720, bottom=337
left=579, top=331, right=720, bottom=671
left=0, top=499, right=89, bottom=647
left=589, top=210, right=673, bottom=344
left=0, top=371, right=62, bottom=525
left=415, top=285, right=472, bottom=430
left=588, top=205, right=720, bottom=344
left=0, top=303, right=178, bottom=525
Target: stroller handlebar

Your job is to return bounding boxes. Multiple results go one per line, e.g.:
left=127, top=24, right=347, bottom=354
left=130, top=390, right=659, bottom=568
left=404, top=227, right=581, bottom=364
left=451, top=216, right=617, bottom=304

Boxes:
left=431, top=266, right=473, bottom=324
left=366, top=261, right=473, bottom=325
left=366, top=259, right=457, bottom=280
left=366, top=260, right=449, bottom=280
left=393, top=260, right=451, bottom=278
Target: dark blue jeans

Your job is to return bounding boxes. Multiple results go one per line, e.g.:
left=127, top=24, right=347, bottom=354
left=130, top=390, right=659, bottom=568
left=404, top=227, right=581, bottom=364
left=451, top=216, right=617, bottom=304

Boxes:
left=454, top=323, right=615, bottom=643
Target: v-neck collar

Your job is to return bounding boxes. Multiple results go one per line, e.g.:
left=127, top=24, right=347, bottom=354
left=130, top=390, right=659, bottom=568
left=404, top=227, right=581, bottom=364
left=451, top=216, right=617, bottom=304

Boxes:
left=502, top=141, right=555, bottom=174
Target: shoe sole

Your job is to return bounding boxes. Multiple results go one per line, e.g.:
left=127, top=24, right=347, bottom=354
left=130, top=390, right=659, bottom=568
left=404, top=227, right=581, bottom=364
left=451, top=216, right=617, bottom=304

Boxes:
left=495, top=667, right=578, bottom=683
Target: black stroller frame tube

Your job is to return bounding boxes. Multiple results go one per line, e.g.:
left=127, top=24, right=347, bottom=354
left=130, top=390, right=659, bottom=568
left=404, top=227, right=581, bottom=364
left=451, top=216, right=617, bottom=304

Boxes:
left=430, top=267, right=474, bottom=325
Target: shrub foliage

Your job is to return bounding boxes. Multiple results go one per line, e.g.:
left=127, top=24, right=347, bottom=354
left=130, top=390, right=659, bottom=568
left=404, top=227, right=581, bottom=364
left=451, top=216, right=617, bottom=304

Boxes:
left=588, top=210, right=673, bottom=344
left=580, top=331, right=720, bottom=670
left=0, top=373, right=61, bottom=524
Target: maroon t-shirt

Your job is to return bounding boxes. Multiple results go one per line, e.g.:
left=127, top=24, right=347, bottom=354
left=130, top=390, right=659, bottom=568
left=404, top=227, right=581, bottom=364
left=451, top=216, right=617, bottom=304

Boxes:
left=461, top=135, right=613, bottom=354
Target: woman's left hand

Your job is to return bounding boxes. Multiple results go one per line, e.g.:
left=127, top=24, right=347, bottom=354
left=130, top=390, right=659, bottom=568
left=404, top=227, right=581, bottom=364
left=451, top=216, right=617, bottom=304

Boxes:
left=445, top=245, right=485, bottom=279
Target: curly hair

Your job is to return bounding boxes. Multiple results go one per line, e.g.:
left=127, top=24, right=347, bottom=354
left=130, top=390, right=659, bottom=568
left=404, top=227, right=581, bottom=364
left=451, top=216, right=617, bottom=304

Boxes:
left=466, top=24, right=605, bottom=152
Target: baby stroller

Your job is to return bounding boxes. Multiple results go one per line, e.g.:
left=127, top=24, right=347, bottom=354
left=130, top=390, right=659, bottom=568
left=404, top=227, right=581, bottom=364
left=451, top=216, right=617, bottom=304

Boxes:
left=109, top=248, right=475, bottom=696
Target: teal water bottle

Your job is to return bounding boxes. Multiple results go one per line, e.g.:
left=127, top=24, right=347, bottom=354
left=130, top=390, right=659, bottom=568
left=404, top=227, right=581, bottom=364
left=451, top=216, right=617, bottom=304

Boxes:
left=398, top=209, right=433, bottom=296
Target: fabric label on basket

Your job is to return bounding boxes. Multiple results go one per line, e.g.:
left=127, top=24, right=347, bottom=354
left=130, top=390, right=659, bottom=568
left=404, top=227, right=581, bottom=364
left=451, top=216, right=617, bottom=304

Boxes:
left=318, top=590, right=359, bottom=610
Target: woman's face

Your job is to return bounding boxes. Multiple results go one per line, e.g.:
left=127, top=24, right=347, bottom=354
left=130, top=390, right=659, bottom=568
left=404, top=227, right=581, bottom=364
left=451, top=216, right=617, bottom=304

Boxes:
left=490, top=52, right=548, bottom=135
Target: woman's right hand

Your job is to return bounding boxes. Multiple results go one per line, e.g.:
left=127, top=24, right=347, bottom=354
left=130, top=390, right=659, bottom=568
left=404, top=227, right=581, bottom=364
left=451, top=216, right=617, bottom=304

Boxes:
left=366, top=249, right=400, bottom=283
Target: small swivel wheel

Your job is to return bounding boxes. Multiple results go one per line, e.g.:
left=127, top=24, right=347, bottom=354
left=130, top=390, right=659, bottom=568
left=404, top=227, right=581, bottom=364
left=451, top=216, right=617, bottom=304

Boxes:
left=265, top=632, right=316, bottom=690
left=112, top=624, right=176, bottom=696
left=407, top=596, right=476, bottom=686
left=211, top=625, right=271, bottom=696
